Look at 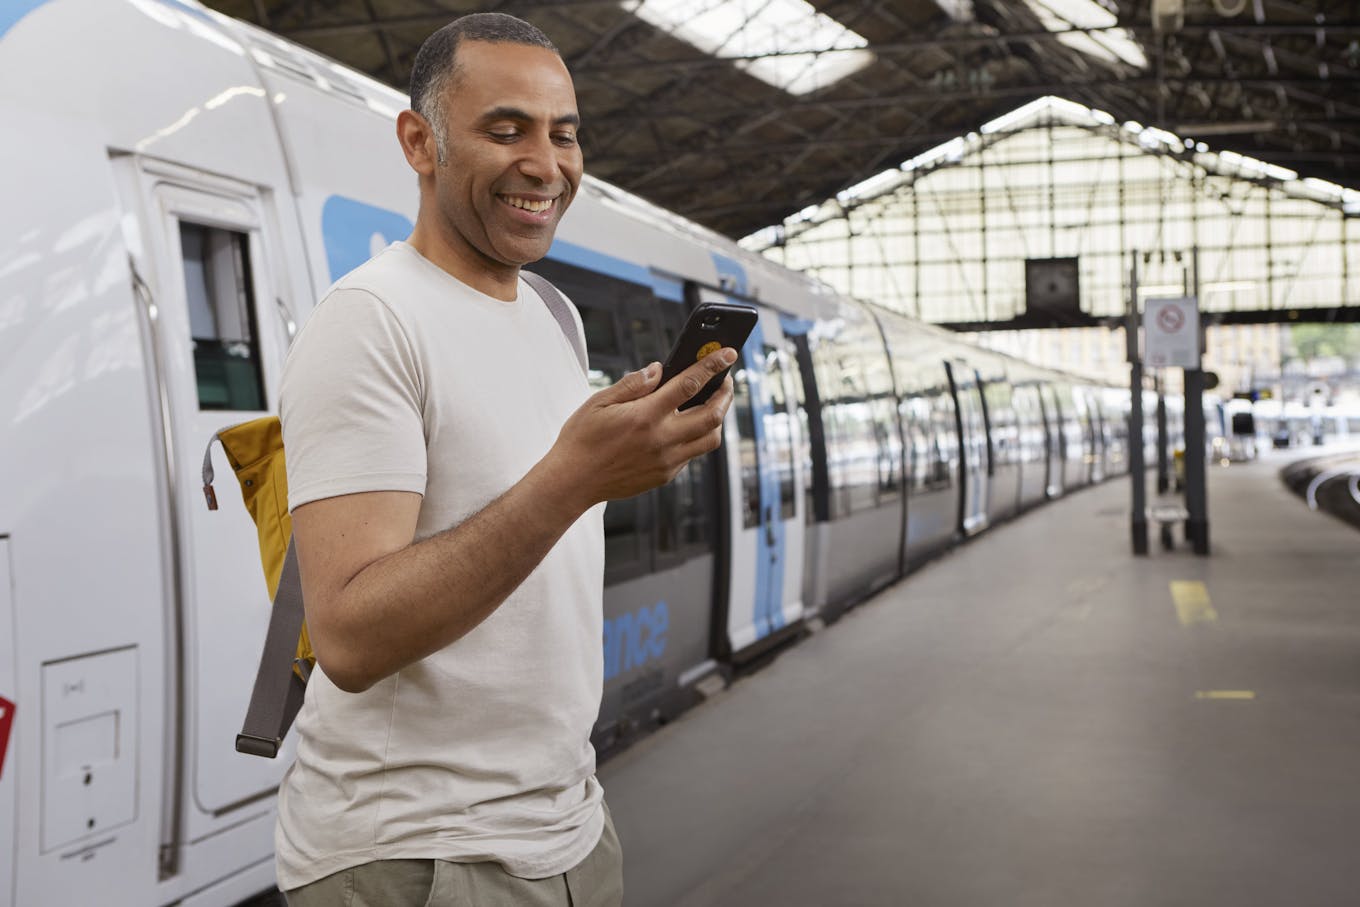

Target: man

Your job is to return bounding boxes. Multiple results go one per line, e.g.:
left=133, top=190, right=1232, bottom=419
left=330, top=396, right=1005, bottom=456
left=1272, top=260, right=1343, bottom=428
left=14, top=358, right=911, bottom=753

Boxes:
left=275, top=13, right=736, bottom=906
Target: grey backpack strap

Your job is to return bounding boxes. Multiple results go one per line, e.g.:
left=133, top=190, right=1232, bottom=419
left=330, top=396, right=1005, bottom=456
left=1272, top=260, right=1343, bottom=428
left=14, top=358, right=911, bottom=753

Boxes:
left=522, top=271, right=588, bottom=375
left=236, top=538, right=308, bottom=758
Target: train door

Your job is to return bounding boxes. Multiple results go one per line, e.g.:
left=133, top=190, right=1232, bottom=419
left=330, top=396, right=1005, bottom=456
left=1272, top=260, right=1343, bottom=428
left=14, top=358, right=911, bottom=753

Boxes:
left=722, top=304, right=805, bottom=657
left=946, top=361, right=989, bottom=535
left=116, top=159, right=297, bottom=855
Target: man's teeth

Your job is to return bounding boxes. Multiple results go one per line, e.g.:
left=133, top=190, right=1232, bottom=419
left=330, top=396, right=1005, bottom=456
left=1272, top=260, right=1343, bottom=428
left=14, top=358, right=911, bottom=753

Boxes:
left=505, top=196, right=553, bottom=212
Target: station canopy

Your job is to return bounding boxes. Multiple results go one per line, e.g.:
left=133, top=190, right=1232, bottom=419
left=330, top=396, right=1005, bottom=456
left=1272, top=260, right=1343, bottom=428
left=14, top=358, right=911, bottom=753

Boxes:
left=742, top=95, right=1360, bottom=327
left=208, top=0, right=1360, bottom=240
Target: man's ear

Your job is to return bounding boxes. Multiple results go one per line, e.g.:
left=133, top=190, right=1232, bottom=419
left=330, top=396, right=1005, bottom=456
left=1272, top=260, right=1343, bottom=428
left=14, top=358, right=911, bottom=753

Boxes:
left=397, top=109, right=438, bottom=176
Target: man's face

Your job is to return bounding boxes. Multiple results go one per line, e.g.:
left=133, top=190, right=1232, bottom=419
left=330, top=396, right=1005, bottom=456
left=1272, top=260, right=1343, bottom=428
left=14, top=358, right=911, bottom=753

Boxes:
left=429, top=40, right=582, bottom=271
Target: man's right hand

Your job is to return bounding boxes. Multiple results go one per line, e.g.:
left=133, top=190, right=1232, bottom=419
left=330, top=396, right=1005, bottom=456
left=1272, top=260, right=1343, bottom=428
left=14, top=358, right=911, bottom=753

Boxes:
left=545, top=347, right=738, bottom=509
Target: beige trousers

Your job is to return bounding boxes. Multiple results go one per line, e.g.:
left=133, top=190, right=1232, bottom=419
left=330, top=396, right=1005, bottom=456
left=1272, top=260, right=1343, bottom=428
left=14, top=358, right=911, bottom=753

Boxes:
left=285, top=804, right=623, bottom=907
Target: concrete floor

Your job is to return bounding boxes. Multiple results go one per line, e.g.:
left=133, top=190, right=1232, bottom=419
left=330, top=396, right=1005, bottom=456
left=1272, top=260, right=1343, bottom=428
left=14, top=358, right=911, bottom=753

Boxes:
left=599, top=451, right=1360, bottom=907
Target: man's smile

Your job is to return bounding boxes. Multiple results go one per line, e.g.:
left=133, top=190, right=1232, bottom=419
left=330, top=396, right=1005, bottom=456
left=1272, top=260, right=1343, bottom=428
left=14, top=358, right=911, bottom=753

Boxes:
left=499, top=193, right=561, bottom=220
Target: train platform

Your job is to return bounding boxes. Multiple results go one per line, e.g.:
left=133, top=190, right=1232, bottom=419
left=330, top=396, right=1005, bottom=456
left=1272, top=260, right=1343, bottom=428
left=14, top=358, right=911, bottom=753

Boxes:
left=599, top=449, right=1360, bottom=907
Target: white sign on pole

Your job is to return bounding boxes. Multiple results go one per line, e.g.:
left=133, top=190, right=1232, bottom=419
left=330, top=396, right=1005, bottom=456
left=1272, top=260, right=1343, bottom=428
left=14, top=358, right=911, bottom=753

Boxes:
left=1144, top=296, right=1200, bottom=368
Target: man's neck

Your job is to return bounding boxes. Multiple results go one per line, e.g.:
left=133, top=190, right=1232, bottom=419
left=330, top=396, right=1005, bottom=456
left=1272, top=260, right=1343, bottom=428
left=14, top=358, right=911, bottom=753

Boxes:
left=407, top=222, right=520, bottom=301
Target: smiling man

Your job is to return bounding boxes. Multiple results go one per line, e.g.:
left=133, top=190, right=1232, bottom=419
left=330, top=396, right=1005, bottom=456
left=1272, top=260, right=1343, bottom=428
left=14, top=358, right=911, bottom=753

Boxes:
left=274, top=13, right=737, bottom=907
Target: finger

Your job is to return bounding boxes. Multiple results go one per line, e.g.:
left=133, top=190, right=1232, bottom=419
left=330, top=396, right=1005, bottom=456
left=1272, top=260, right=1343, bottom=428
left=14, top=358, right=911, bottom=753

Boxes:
left=593, top=362, right=660, bottom=406
left=653, top=348, right=738, bottom=412
left=665, top=377, right=732, bottom=442
left=668, top=423, right=727, bottom=469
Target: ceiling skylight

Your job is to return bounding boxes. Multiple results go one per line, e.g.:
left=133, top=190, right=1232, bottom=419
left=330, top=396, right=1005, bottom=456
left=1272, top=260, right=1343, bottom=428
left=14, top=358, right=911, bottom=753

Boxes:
left=624, top=0, right=874, bottom=96
left=1022, top=0, right=1147, bottom=70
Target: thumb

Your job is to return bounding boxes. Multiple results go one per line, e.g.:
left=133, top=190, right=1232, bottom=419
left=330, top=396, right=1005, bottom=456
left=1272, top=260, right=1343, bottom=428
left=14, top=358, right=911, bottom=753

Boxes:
left=596, top=362, right=661, bottom=405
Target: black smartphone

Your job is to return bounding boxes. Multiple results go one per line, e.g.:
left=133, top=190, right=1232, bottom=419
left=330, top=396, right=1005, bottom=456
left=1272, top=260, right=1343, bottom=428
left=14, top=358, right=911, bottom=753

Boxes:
left=659, top=302, right=758, bottom=410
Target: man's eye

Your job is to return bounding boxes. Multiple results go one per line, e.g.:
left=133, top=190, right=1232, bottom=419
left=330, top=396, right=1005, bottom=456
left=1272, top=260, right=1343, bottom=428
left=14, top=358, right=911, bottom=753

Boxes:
left=553, top=133, right=578, bottom=146
left=489, top=131, right=519, bottom=142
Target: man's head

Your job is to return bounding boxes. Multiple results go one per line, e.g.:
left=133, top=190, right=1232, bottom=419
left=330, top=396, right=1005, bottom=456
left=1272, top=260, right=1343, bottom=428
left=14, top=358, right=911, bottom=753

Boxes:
left=409, top=14, right=559, bottom=166
left=398, top=14, right=582, bottom=288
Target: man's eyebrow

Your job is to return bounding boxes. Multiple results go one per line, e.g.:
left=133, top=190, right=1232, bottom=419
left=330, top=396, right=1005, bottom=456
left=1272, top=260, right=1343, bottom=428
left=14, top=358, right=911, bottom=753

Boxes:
left=479, top=106, right=580, bottom=128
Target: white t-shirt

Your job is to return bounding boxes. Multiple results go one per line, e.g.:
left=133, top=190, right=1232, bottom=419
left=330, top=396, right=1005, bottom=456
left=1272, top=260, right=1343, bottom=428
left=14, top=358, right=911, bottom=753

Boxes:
left=274, top=241, right=606, bottom=889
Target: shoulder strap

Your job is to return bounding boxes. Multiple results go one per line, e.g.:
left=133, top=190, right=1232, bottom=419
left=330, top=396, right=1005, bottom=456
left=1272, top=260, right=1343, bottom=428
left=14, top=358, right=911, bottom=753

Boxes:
left=235, top=538, right=308, bottom=758
left=522, top=270, right=588, bottom=375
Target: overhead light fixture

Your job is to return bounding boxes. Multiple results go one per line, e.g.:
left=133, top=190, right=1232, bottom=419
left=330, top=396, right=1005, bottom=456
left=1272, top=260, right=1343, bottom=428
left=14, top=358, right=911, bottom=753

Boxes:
left=624, top=0, right=874, bottom=96
left=1023, top=0, right=1148, bottom=70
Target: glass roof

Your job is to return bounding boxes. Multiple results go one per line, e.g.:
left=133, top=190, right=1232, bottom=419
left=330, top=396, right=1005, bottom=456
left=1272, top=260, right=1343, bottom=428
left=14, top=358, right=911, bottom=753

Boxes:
left=1023, top=0, right=1147, bottom=70
left=624, top=0, right=874, bottom=96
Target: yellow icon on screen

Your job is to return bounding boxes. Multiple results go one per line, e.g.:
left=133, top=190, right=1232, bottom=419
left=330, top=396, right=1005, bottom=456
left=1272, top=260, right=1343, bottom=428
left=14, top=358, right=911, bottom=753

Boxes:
left=697, top=341, right=721, bottom=361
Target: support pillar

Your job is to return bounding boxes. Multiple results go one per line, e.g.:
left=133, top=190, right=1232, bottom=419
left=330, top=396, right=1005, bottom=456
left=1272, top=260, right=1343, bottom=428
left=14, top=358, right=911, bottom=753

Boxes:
left=1184, top=366, right=1209, bottom=554
left=1128, top=253, right=1147, bottom=555
left=1156, top=377, right=1169, bottom=494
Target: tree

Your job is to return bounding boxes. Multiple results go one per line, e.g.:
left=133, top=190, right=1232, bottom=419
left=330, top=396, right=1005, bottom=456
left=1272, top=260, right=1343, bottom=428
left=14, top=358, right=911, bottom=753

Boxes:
left=1289, top=324, right=1360, bottom=364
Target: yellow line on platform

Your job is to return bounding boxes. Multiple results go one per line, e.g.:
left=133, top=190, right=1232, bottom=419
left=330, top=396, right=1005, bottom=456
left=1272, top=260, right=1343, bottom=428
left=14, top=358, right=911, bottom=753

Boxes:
left=1195, top=691, right=1257, bottom=700
left=1172, top=580, right=1218, bottom=626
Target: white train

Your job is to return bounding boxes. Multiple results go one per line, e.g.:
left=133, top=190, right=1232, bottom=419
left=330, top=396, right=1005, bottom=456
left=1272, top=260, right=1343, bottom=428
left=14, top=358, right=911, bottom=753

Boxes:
left=0, top=2, right=1168, bottom=904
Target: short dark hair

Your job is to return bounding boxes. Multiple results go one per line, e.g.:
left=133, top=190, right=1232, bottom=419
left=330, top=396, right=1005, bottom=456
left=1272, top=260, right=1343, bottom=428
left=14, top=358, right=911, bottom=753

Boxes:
left=409, top=13, right=558, bottom=162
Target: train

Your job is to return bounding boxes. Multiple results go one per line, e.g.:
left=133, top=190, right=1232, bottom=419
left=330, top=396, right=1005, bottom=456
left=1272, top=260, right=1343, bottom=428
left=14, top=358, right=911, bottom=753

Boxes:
left=0, top=1, right=1192, bottom=904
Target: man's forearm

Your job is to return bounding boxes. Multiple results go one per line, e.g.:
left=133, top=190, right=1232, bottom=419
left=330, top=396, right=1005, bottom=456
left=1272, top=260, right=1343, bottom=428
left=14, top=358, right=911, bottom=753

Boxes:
left=310, top=456, right=587, bottom=692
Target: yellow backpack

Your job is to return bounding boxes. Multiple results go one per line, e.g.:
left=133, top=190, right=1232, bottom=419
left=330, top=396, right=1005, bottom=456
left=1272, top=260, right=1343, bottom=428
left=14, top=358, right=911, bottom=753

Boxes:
left=202, top=416, right=311, bottom=758
left=206, top=272, right=585, bottom=758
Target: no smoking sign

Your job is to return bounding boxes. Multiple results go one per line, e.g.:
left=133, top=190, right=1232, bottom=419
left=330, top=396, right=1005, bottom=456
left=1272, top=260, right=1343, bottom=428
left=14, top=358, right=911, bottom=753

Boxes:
left=1144, top=297, right=1200, bottom=368
left=1156, top=305, right=1184, bottom=333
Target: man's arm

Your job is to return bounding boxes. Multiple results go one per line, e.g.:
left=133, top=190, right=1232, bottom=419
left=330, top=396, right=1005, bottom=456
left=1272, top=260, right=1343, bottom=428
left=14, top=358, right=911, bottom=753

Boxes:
left=293, top=350, right=737, bottom=693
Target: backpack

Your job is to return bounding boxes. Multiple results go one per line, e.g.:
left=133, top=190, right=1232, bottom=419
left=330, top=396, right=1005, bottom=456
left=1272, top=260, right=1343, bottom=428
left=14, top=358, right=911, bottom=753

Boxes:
left=205, top=272, right=587, bottom=758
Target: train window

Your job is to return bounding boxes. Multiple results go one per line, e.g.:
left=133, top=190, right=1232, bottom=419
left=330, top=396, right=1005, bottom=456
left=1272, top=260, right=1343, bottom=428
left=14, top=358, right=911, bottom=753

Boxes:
left=526, top=257, right=662, bottom=584
left=732, top=356, right=761, bottom=530
left=656, top=455, right=713, bottom=555
left=763, top=345, right=797, bottom=520
left=871, top=395, right=902, bottom=498
left=179, top=222, right=265, bottom=411
left=983, top=381, right=1017, bottom=466
left=899, top=394, right=929, bottom=494
left=579, top=306, right=621, bottom=375
left=655, top=302, right=714, bottom=564
left=824, top=360, right=886, bottom=518
left=785, top=332, right=824, bottom=526
left=604, top=494, right=649, bottom=575
left=929, top=387, right=959, bottom=488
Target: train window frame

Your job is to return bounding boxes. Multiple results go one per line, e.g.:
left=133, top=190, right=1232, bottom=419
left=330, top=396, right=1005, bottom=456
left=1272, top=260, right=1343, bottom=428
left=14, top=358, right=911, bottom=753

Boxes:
left=177, top=221, right=268, bottom=412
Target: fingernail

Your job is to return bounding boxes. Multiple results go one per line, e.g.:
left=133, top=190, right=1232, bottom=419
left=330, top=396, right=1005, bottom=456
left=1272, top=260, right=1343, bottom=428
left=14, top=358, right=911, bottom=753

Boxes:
left=642, top=363, right=658, bottom=380
left=721, top=349, right=738, bottom=365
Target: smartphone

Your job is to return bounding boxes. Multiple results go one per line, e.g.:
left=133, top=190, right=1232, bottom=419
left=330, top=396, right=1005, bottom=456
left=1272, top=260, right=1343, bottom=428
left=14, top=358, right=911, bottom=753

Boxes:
left=659, top=302, right=759, bottom=410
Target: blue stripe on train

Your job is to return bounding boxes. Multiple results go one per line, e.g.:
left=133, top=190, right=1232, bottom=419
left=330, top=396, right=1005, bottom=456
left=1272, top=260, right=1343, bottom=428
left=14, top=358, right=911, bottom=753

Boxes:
left=317, top=199, right=682, bottom=305
left=547, top=239, right=684, bottom=302
left=321, top=195, right=414, bottom=282
left=1, top=1, right=51, bottom=40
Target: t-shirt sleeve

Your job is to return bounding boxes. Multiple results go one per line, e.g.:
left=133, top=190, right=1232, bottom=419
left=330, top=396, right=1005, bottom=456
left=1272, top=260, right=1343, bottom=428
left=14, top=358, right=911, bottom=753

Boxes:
left=280, top=287, right=427, bottom=511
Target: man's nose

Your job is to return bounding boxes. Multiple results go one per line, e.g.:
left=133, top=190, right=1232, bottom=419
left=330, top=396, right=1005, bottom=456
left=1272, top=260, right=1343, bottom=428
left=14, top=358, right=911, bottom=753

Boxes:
left=517, top=132, right=562, bottom=183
